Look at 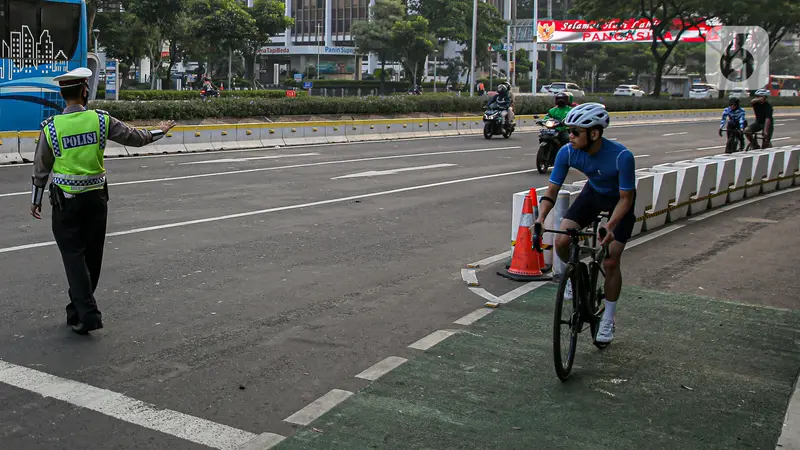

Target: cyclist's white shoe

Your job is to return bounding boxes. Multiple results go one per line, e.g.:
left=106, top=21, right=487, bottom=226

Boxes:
left=596, top=318, right=615, bottom=343
left=564, top=280, right=574, bottom=300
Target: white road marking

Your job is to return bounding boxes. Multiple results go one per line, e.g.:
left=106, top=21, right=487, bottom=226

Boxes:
left=625, top=224, right=687, bottom=248
left=696, top=145, right=725, bottom=151
left=179, top=152, right=320, bottom=165
left=283, top=389, right=353, bottom=426
left=775, top=123, right=785, bottom=127
left=608, top=138, right=618, bottom=141
left=355, top=357, right=408, bottom=381
left=663, top=132, right=689, bottom=136
left=0, top=360, right=281, bottom=450
left=777, top=379, right=800, bottom=449
left=469, top=287, right=502, bottom=304
left=454, top=308, right=495, bottom=326
left=466, top=250, right=511, bottom=268
left=777, top=118, right=797, bottom=122
left=460, top=268, right=479, bottom=286
left=408, top=330, right=457, bottom=350
left=331, top=163, right=456, bottom=180
left=0, top=146, right=521, bottom=198
left=634, top=154, right=650, bottom=158
left=0, top=168, right=538, bottom=254
left=773, top=137, right=791, bottom=141
left=664, top=148, right=698, bottom=154
left=498, top=281, right=550, bottom=303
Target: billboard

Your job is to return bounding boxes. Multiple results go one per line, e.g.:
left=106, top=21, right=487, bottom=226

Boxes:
left=536, top=19, right=721, bottom=44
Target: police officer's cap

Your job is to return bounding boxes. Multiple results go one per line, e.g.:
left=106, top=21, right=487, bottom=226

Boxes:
left=53, top=68, right=93, bottom=88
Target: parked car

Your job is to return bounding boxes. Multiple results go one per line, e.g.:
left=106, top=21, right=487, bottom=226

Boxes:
left=688, top=83, right=719, bottom=99
left=540, top=84, right=552, bottom=93
left=727, top=87, right=750, bottom=99
left=548, top=81, right=586, bottom=97
left=613, top=84, right=646, bottom=97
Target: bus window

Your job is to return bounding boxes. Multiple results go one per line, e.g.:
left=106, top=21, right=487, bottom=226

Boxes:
left=41, top=0, right=80, bottom=61
left=1, top=1, right=6, bottom=47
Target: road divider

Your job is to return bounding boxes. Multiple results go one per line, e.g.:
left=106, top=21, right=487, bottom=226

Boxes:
left=509, top=144, right=799, bottom=276
left=2, top=108, right=799, bottom=165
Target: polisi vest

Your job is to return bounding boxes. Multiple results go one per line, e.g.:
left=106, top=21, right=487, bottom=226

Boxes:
left=44, top=109, right=109, bottom=195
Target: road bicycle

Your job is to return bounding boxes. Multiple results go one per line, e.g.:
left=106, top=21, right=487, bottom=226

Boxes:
left=745, top=130, right=771, bottom=151
left=533, top=213, right=610, bottom=381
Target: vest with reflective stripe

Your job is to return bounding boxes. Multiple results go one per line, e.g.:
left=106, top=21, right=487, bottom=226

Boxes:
left=46, top=110, right=109, bottom=195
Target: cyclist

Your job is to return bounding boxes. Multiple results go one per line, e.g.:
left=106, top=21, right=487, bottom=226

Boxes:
left=719, top=96, right=746, bottom=151
left=532, top=102, right=636, bottom=344
left=744, top=88, right=773, bottom=149
left=544, top=92, right=573, bottom=149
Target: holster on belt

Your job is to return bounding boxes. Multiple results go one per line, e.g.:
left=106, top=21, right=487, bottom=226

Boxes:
left=48, top=183, right=65, bottom=211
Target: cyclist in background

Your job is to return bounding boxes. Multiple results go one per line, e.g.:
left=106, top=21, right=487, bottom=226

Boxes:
left=745, top=89, right=773, bottom=149
left=719, top=96, right=746, bottom=152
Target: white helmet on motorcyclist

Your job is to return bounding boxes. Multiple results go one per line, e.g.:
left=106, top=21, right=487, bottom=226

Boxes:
left=497, top=83, right=508, bottom=93
left=754, top=88, right=770, bottom=97
left=563, top=102, right=610, bottom=129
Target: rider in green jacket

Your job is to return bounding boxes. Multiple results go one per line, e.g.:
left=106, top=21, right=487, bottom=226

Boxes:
left=545, top=92, right=573, bottom=148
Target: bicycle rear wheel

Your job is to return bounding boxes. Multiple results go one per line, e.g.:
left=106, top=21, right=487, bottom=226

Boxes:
left=553, top=263, right=580, bottom=381
left=588, top=260, right=609, bottom=349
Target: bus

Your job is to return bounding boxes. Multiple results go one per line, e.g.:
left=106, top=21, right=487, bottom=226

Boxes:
left=1, top=0, right=88, bottom=132
left=767, top=75, right=800, bottom=97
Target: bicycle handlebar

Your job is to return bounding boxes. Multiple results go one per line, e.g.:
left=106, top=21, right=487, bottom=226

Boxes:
left=532, top=222, right=610, bottom=260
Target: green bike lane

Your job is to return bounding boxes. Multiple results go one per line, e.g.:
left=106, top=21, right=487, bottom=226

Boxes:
left=273, top=191, right=800, bottom=450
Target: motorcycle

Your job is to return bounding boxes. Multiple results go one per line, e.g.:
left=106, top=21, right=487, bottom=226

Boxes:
left=534, top=116, right=566, bottom=174
left=483, top=107, right=515, bottom=139
left=200, top=88, right=220, bottom=101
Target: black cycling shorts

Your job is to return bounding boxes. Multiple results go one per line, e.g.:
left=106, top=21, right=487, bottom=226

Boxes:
left=563, top=183, right=637, bottom=244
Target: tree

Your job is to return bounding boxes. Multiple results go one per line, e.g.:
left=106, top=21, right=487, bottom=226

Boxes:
left=351, top=0, right=405, bottom=93
left=191, top=0, right=257, bottom=86
left=124, top=0, right=189, bottom=88
left=572, top=0, right=714, bottom=96
left=415, top=0, right=506, bottom=80
left=714, top=0, right=800, bottom=55
left=769, top=45, right=800, bottom=75
left=391, top=15, right=435, bottom=85
left=243, top=0, right=295, bottom=85
left=93, top=10, right=150, bottom=68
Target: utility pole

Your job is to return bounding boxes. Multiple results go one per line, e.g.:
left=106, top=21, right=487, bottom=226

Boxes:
left=469, top=0, right=478, bottom=96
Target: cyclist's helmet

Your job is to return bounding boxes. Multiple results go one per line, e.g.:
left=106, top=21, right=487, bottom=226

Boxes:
left=555, top=92, right=569, bottom=105
left=729, top=96, right=740, bottom=107
left=563, top=102, right=610, bottom=129
left=497, top=83, right=508, bottom=93
left=754, top=88, right=770, bottom=97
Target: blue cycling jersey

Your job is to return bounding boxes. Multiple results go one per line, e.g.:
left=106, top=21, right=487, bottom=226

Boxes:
left=549, top=138, right=636, bottom=195
left=720, top=106, right=746, bottom=129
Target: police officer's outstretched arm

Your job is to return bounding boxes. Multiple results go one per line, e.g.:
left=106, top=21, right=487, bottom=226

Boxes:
left=30, top=128, right=54, bottom=219
left=106, top=115, right=176, bottom=147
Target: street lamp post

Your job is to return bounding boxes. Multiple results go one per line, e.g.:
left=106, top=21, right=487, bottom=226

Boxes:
left=92, top=28, right=100, bottom=53
left=433, top=49, right=438, bottom=93
left=316, top=23, right=322, bottom=80
left=531, top=0, right=539, bottom=95
left=469, top=0, right=478, bottom=97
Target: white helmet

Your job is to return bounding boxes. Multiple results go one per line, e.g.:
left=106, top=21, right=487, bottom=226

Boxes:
left=563, top=102, right=610, bottom=129
left=754, top=88, right=770, bottom=97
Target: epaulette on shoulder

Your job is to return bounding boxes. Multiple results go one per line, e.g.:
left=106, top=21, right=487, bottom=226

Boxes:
left=94, top=109, right=110, bottom=116
left=40, top=116, right=54, bottom=128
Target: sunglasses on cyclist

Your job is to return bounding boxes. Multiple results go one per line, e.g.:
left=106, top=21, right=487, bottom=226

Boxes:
left=568, top=128, right=586, bottom=136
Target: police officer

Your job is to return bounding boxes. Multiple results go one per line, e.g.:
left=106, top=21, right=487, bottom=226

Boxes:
left=29, top=67, right=176, bottom=335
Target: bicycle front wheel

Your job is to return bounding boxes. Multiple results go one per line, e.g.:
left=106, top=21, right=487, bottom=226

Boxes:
left=553, top=263, right=580, bottom=381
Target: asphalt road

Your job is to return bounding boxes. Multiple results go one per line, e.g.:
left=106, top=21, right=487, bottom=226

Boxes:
left=0, top=116, right=798, bottom=449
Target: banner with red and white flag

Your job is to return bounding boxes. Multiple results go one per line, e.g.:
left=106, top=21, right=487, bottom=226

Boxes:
left=536, top=18, right=722, bottom=44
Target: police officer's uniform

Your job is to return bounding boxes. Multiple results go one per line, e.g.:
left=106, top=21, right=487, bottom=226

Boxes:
left=31, top=68, right=168, bottom=334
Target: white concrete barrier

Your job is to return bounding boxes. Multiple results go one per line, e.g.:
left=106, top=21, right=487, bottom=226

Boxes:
left=0, top=131, right=22, bottom=164
left=260, top=125, right=285, bottom=147
left=325, top=122, right=348, bottom=144
left=751, top=149, right=783, bottom=193
left=302, top=123, right=329, bottom=145
left=725, top=153, right=754, bottom=201
left=281, top=125, right=307, bottom=146
left=17, top=131, right=39, bottom=162
left=236, top=124, right=264, bottom=149
left=104, top=138, right=129, bottom=157
left=684, top=159, right=717, bottom=215
left=741, top=151, right=769, bottom=197
left=780, top=145, right=800, bottom=187
left=695, top=156, right=736, bottom=207
left=635, top=168, right=676, bottom=230
left=347, top=121, right=381, bottom=142
left=652, top=162, right=698, bottom=222
left=148, top=128, right=186, bottom=155
left=210, top=126, right=241, bottom=150
left=632, top=173, right=654, bottom=237
left=183, top=126, right=214, bottom=152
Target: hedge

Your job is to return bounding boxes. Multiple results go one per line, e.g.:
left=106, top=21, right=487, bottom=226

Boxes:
left=93, top=89, right=307, bottom=101
left=88, top=95, right=800, bottom=122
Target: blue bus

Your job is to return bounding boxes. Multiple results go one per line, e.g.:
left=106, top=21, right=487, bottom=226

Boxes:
left=0, top=0, right=88, bottom=132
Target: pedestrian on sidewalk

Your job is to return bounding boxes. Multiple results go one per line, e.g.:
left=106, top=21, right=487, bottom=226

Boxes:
left=29, top=67, right=176, bottom=335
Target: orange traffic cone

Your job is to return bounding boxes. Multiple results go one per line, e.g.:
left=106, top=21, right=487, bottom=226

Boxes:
left=529, top=189, right=552, bottom=273
left=498, top=192, right=552, bottom=282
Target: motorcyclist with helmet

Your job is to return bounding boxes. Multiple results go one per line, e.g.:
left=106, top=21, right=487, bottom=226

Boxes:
left=544, top=92, right=573, bottom=149
left=487, top=82, right=515, bottom=127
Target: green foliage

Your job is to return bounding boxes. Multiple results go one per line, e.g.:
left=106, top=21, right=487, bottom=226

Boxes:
left=112, top=90, right=307, bottom=100
left=89, top=95, right=800, bottom=121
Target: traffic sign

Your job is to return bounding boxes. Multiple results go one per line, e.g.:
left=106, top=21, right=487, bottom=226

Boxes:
left=286, top=90, right=297, bottom=98
left=303, top=81, right=313, bottom=89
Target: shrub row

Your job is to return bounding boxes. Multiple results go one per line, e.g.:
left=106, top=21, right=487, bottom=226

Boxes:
left=88, top=95, right=800, bottom=122
left=94, top=89, right=308, bottom=101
